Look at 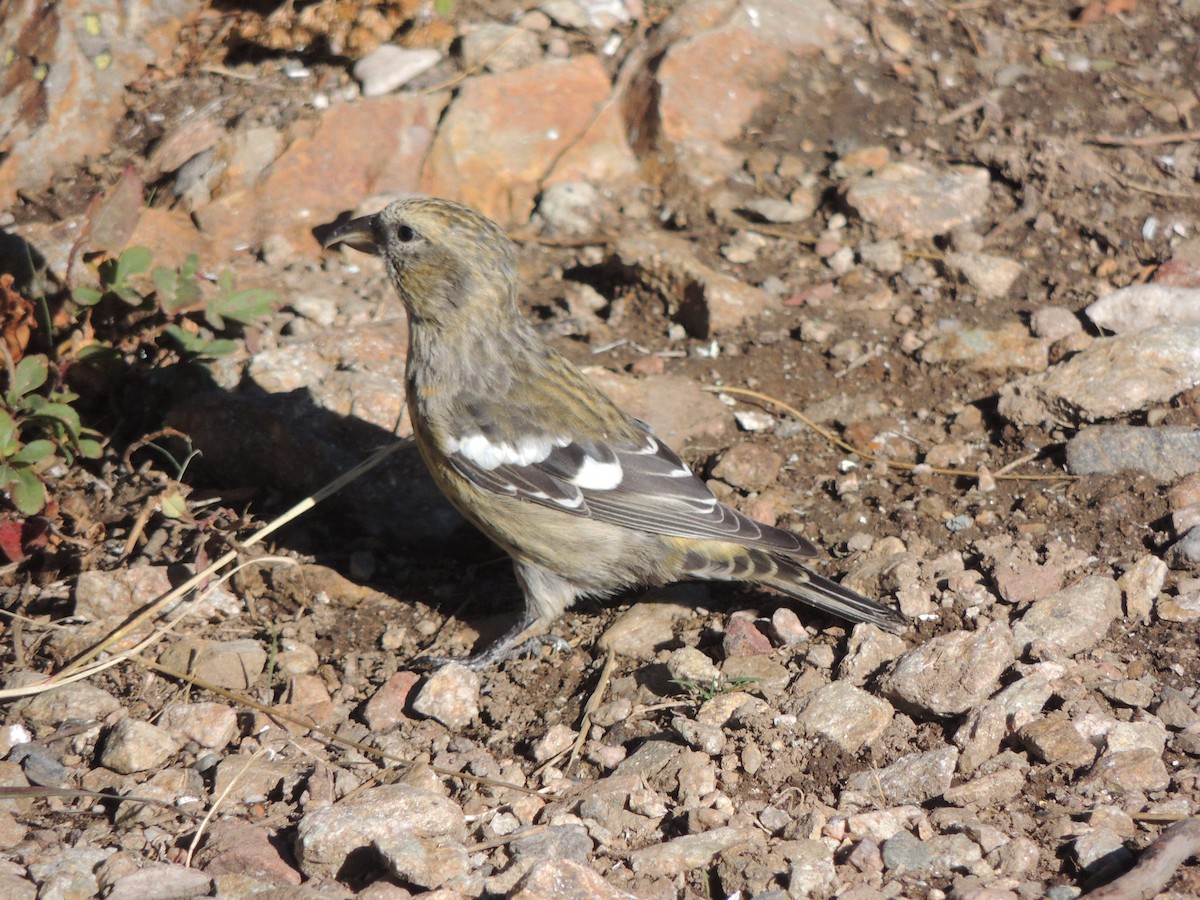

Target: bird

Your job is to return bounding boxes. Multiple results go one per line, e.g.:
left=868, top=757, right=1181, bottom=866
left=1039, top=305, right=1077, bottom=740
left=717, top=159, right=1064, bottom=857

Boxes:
left=323, top=197, right=906, bottom=668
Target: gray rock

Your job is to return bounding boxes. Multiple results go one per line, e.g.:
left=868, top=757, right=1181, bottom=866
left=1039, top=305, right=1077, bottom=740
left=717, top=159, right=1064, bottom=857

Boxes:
left=531, top=723, right=577, bottom=762
left=1073, top=827, right=1132, bottom=879
left=288, top=294, right=339, bottom=327
left=925, top=832, right=983, bottom=872
left=99, top=718, right=179, bottom=774
left=511, top=824, right=593, bottom=866
left=8, top=744, right=67, bottom=787
left=786, top=839, right=837, bottom=896
left=597, top=600, right=695, bottom=660
left=1031, top=306, right=1082, bottom=341
left=993, top=835, right=1040, bottom=879
left=0, top=763, right=31, bottom=816
left=942, top=767, right=1026, bottom=807
left=0, top=873, right=34, bottom=900
left=1067, top=425, right=1200, bottom=481
left=1167, top=526, right=1200, bottom=567
left=612, top=740, right=682, bottom=781
left=293, top=783, right=466, bottom=879
left=1012, top=576, right=1121, bottom=657
left=158, top=702, right=238, bottom=750
left=512, top=859, right=637, bottom=900
left=919, top=323, right=1048, bottom=373
left=105, top=864, right=212, bottom=900
left=1098, top=680, right=1155, bottom=709
left=843, top=746, right=957, bottom=806
left=158, top=638, right=267, bottom=690
left=537, top=180, right=603, bottom=236
left=1155, top=688, right=1200, bottom=730
left=628, top=826, right=763, bottom=876
left=191, top=819, right=302, bottom=887
left=74, top=566, right=173, bottom=621
left=212, top=755, right=292, bottom=805
left=840, top=628, right=912, bottom=681
left=22, top=682, right=121, bottom=727
left=1019, top=715, right=1097, bottom=767
left=844, top=162, right=991, bottom=239
left=882, top=830, right=934, bottom=872
left=1086, top=284, right=1200, bottom=333
left=1086, top=748, right=1170, bottom=792
left=795, top=681, right=894, bottom=752
left=998, top=326, right=1200, bottom=426
left=411, top=663, right=480, bottom=730
left=943, top=251, right=1023, bottom=299
left=1158, top=587, right=1200, bottom=620
left=858, top=239, right=905, bottom=274
left=879, top=621, right=1016, bottom=718
left=460, top=23, right=542, bottom=74
left=672, top=716, right=726, bottom=756
left=352, top=44, right=441, bottom=97
left=1118, top=555, right=1167, bottom=620
left=27, top=847, right=110, bottom=900
left=769, top=607, right=808, bottom=647
left=374, top=833, right=469, bottom=890
left=954, top=671, right=1055, bottom=773
left=741, top=195, right=813, bottom=224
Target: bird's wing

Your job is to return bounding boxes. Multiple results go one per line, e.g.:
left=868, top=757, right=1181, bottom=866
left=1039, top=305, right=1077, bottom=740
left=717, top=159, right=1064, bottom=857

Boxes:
left=443, top=418, right=817, bottom=557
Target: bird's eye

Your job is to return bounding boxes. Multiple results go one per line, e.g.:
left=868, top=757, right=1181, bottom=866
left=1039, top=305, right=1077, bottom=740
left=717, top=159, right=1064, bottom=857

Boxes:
left=396, top=224, right=417, bottom=243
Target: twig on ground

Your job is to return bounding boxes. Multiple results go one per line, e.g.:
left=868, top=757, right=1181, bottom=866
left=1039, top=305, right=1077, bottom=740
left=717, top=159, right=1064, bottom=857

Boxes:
left=1085, top=818, right=1200, bottom=899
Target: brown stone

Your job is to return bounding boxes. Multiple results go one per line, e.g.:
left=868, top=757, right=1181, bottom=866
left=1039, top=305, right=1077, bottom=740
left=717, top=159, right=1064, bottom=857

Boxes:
left=420, top=56, right=634, bottom=225
left=194, top=820, right=302, bottom=886
left=197, top=92, right=448, bottom=256
left=586, top=369, right=729, bottom=448
left=0, top=0, right=197, bottom=205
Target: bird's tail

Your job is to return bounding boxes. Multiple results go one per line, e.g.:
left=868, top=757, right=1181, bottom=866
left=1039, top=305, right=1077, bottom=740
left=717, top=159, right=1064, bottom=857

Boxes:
left=762, top=552, right=907, bottom=633
left=680, top=544, right=907, bottom=633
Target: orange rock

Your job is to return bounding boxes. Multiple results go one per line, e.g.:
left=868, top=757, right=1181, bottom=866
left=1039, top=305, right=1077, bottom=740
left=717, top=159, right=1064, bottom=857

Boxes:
left=420, top=56, right=635, bottom=226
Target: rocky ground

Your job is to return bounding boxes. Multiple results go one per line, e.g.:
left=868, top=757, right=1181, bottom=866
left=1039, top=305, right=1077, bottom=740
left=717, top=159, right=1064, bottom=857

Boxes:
left=2, top=0, right=1200, bottom=897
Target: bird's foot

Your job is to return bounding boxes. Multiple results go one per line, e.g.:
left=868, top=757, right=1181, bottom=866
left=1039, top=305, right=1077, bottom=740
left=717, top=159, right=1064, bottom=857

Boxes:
left=412, top=616, right=569, bottom=671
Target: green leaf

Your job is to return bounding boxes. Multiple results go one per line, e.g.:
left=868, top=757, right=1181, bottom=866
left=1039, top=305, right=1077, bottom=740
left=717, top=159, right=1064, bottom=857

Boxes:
left=0, top=411, right=18, bottom=457
left=11, top=440, right=56, bottom=464
left=72, top=286, right=103, bottom=306
left=32, top=402, right=81, bottom=436
left=10, top=355, right=48, bottom=398
left=77, top=438, right=103, bottom=459
left=9, top=466, right=46, bottom=515
left=200, top=338, right=238, bottom=356
left=116, top=246, right=152, bottom=281
left=113, top=285, right=146, bottom=307
left=159, top=491, right=188, bottom=519
left=210, top=287, right=276, bottom=328
left=163, top=324, right=208, bottom=353
left=434, top=0, right=455, bottom=16
left=154, top=254, right=202, bottom=313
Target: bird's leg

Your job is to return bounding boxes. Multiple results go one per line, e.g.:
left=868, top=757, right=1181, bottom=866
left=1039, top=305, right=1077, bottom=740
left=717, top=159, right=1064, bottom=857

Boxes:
left=412, top=612, right=570, bottom=671
left=413, top=562, right=578, bottom=670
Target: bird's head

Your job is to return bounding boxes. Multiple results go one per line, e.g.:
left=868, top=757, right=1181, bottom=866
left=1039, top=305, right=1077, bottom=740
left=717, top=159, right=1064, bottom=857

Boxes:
left=323, top=197, right=519, bottom=328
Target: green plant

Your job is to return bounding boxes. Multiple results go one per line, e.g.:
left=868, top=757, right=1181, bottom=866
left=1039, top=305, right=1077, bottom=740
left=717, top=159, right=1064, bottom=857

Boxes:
left=72, top=247, right=275, bottom=363
left=158, top=255, right=275, bottom=360
left=0, top=354, right=102, bottom=514
left=670, top=674, right=762, bottom=701
left=71, top=246, right=152, bottom=307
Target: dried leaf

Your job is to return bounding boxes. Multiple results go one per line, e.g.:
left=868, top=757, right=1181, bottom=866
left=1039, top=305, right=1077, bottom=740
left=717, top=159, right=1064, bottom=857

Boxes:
left=78, top=167, right=145, bottom=258
left=0, top=274, right=36, bottom=364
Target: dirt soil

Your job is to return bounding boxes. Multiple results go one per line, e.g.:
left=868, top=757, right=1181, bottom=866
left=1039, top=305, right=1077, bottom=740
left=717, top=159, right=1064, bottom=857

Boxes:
left=2, top=0, right=1200, bottom=898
